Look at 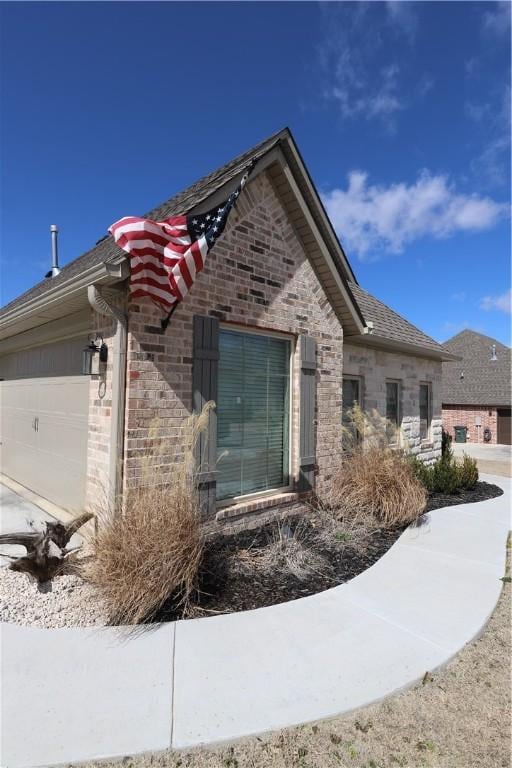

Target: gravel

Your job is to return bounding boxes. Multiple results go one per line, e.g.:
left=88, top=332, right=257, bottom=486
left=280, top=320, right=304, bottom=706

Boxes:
left=0, top=567, right=108, bottom=629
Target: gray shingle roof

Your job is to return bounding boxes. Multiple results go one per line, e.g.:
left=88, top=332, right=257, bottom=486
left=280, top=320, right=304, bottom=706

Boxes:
left=0, top=129, right=285, bottom=318
left=348, top=282, right=452, bottom=357
left=441, top=330, right=511, bottom=407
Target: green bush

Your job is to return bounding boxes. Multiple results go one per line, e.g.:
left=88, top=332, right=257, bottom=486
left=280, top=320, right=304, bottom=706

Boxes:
left=430, top=456, right=460, bottom=494
left=441, top=428, right=453, bottom=460
left=410, top=450, right=477, bottom=495
left=409, top=455, right=434, bottom=492
left=457, top=453, right=479, bottom=490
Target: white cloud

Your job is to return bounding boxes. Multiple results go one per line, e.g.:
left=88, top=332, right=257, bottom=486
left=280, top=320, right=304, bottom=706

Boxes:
left=451, top=292, right=467, bottom=302
left=385, top=1, right=418, bottom=42
left=469, top=86, right=511, bottom=188
left=331, top=63, right=403, bottom=123
left=483, top=2, right=511, bottom=36
left=322, top=170, right=508, bottom=259
left=480, top=290, right=512, bottom=314
left=317, top=4, right=420, bottom=129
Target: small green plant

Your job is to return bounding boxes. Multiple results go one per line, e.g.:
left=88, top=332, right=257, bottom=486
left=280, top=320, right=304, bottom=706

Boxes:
left=410, top=452, right=471, bottom=495
left=416, top=739, right=436, bottom=753
left=457, top=453, right=479, bottom=489
left=347, top=743, right=359, bottom=759
left=430, top=456, right=460, bottom=493
left=441, top=428, right=453, bottom=459
left=408, top=455, right=433, bottom=491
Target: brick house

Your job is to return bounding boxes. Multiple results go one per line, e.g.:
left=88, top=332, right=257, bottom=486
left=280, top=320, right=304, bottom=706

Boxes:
left=0, top=128, right=456, bottom=524
left=442, top=330, right=511, bottom=445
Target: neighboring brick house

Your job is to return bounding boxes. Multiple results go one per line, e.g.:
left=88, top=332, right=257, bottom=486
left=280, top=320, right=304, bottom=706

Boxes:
left=0, top=128, right=456, bottom=525
left=442, top=330, right=511, bottom=445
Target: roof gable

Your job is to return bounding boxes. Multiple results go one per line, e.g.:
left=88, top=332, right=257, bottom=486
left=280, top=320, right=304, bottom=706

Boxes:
left=442, top=329, right=511, bottom=406
left=0, top=128, right=366, bottom=338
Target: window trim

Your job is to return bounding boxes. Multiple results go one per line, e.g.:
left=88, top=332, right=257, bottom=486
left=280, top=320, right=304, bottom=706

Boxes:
left=419, top=381, right=432, bottom=443
left=216, top=323, right=295, bottom=508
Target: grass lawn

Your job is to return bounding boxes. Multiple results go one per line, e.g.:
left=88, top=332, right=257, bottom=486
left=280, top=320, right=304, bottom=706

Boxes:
left=79, top=541, right=511, bottom=768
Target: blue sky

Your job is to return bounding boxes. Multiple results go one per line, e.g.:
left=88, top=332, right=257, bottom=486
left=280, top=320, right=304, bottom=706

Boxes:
left=1, top=1, right=510, bottom=344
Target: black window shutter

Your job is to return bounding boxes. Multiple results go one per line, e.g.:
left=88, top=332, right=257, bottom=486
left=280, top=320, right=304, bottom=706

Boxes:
left=192, top=315, right=219, bottom=516
left=298, top=334, right=317, bottom=492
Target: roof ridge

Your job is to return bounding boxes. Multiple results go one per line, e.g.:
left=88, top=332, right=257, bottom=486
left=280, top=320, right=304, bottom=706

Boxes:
left=443, top=329, right=510, bottom=350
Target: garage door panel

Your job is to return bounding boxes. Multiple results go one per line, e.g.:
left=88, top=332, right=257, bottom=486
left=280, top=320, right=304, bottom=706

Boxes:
left=0, top=374, right=89, bottom=511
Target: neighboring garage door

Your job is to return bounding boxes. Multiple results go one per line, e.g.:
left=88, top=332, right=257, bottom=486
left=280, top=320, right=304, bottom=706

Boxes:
left=0, top=335, right=89, bottom=511
left=497, top=409, right=512, bottom=445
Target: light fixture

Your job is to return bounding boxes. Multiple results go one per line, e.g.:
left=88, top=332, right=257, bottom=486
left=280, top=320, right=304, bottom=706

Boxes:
left=82, top=335, right=108, bottom=375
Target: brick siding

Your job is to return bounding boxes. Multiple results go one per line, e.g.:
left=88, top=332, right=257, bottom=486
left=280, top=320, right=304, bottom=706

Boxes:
left=442, top=405, right=498, bottom=444
left=123, top=170, right=344, bottom=513
left=85, top=293, right=127, bottom=511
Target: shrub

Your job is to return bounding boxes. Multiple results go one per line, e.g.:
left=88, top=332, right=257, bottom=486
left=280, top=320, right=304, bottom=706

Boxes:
left=430, top=456, right=460, bottom=494
left=457, top=453, right=479, bottom=490
left=410, top=451, right=479, bottom=495
left=325, top=446, right=427, bottom=528
left=82, top=404, right=213, bottom=624
left=442, top=428, right=453, bottom=460
left=408, top=455, right=434, bottom=492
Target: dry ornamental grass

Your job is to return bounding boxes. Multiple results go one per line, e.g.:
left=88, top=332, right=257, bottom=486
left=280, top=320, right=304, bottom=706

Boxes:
left=81, top=404, right=214, bottom=625
left=326, top=446, right=427, bottom=529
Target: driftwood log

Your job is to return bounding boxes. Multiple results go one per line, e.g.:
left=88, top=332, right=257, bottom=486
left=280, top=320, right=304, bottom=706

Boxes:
left=0, top=512, right=93, bottom=583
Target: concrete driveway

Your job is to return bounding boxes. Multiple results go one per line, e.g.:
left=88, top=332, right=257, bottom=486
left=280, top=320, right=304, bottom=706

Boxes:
left=453, top=442, right=512, bottom=477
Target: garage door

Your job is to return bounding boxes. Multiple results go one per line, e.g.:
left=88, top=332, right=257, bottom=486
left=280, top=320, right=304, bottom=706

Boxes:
left=497, top=409, right=512, bottom=446
left=0, top=336, right=89, bottom=511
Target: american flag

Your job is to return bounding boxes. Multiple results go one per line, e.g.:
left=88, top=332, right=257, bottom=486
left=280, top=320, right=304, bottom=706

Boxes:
left=109, top=161, right=255, bottom=319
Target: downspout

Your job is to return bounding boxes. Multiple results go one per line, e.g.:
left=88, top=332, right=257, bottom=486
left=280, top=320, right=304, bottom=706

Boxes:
left=87, top=284, right=127, bottom=513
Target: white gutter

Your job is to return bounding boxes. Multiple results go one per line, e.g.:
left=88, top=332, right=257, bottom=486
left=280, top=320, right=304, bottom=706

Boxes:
left=87, top=284, right=127, bottom=513
left=0, top=258, right=129, bottom=338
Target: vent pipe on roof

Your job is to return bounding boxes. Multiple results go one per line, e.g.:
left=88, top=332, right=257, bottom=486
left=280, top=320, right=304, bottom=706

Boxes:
left=491, top=344, right=497, bottom=361
left=45, top=225, right=60, bottom=278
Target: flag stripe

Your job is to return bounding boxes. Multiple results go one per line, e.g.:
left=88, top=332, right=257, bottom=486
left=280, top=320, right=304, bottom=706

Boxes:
left=109, top=161, right=254, bottom=313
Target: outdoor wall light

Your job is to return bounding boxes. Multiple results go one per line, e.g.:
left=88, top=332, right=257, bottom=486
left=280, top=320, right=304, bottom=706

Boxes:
left=82, top=335, right=108, bottom=375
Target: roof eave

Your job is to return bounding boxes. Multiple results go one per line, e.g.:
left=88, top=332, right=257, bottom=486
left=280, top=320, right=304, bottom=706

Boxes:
left=345, top=332, right=461, bottom=361
left=0, top=259, right=129, bottom=342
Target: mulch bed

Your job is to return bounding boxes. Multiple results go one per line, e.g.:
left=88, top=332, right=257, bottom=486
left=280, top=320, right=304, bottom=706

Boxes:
left=155, top=481, right=503, bottom=622
left=425, top=480, right=503, bottom=512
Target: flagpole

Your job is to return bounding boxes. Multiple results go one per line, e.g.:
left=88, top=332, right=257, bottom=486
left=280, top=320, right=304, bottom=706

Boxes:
left=161, top=301, right=178, bottom=331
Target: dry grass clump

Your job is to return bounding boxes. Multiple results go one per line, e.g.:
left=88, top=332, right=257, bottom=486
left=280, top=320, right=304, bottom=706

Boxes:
left=256, top=517, right=330, bottom=581
left=83, top=482, right=203, bottom=624
left=326, top=446, right=427, bottom=528
left=82, top=403, right=214, bottom=625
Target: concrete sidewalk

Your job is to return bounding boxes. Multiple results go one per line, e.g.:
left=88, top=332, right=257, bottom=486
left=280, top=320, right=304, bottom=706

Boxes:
left=1, top=475, right=510, bottom=767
